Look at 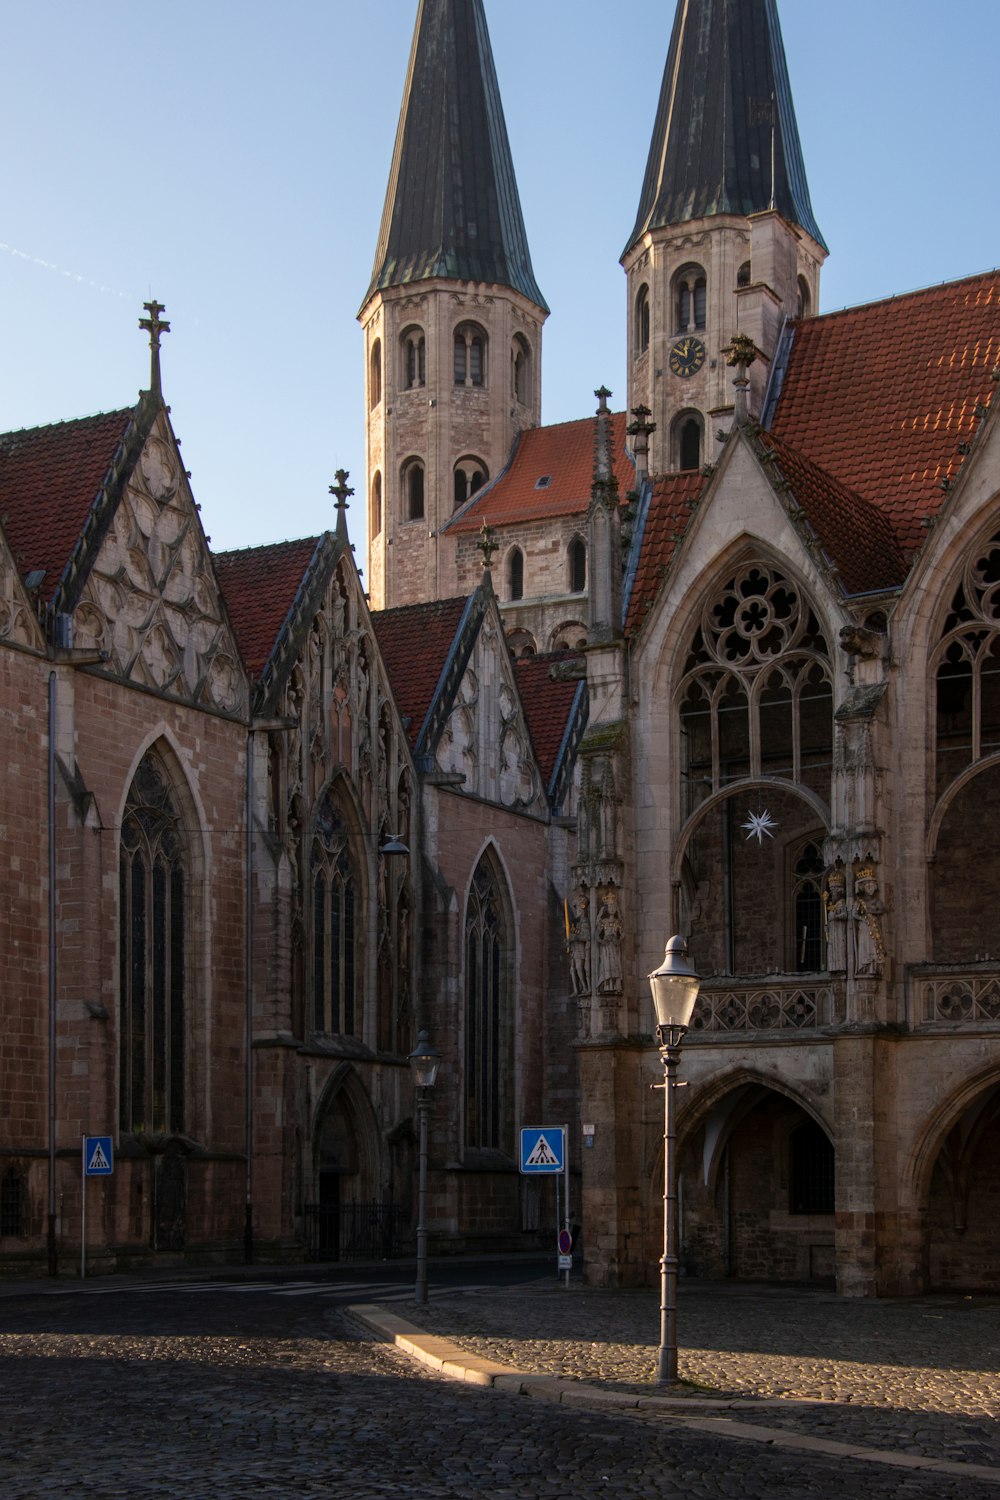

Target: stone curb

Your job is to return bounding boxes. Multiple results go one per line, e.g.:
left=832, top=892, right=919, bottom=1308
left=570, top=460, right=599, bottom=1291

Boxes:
left=347, top=1303, right=1000, bottom=1486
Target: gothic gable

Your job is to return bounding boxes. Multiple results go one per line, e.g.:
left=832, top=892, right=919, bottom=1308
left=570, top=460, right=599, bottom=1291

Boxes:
left=435, top=593, right=543, bottom=814
left=70, top=411, right=249, bottom=716
left=0, top=522, right=45, bottom=651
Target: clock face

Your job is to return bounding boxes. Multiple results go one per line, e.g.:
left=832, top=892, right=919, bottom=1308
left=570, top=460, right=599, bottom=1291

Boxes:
left=669, top=336, right=706, bottom=378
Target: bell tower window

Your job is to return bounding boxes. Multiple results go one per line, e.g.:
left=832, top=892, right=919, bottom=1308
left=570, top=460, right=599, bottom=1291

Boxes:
left=369, top=339, right=382, bottom=408
left=635, top=284, right=650, bottom=353
left=512, top=335, right=531, bottom=404
left=454, top=322, right=487, bottom=387
left=672, top=411, right=703, bottom=471
left=454, top=456, right=489, bottom=509
left=401, top=327, right=425, bottom=389
left=371, top=471, right=382, bottom=538
left=674, top=264, right=707, bottom=333
left=402, top=458, right=425, bottom=521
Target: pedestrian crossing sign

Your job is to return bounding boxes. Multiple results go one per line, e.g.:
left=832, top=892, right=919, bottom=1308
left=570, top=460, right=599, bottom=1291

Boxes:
left=519, top=1127, right=565, bottom=1174
left=84, top=1136, right=113, bottom=1176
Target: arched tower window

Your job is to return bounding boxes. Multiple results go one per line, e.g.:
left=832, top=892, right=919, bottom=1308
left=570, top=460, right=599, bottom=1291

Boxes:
left=737, top=261, right=752, bottom=289
left=401, top=326, right=425, bottom=390
left=401, top=458, right=425, bottom=521
left=508, top=547, right=524, bottom=601
left=797, top=276, right=812, bottom=319
left=512, top=335, right=531, bottom=405
left=454, top=322, right=487, bottom=387
left=506, top=628, right=536, bottom=659
left=568, top=537, right=586, bottom=594
left=119, top=749, right=187, bottom=1135
left=635, top=284, right=650, bottom=353
left=371, top=471, right=382, bottom=538
left=672, top=411, right=703, bottom=471
left=465, top=853, right=513, bottom=1152
left=674, top=264, right=707, bottom=333
left=453, top=456, right=489, bottom=510
left=369, top=339, right=382, bottom=409
left=311, top=795, right=359, bottom=1036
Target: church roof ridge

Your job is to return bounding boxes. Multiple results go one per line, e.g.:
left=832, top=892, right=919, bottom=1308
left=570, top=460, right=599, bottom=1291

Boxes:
left=362, top=0, right=547, bottom=312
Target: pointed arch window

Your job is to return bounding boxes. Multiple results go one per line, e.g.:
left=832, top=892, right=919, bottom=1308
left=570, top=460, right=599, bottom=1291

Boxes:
left=934, top=527, right=1000, bottom=798
left=311, top=797, right=358, bottom=1036
left=454, top=322, right=487, bottom=387
left=465, top=855, right=513, bottom=1152
left=508, top=547, right=524, bottom=601
left=790, top=836, right=825, bottom=972
left=568, top=537, right=586, bottom=595
left=119, top=750, right=186, bottom=1135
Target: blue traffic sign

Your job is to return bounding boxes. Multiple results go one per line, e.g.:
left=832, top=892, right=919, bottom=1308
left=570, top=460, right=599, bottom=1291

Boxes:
left=84, top=1136, right=113, bottom=1176
left=519, top=1127, right=565, bottom=1174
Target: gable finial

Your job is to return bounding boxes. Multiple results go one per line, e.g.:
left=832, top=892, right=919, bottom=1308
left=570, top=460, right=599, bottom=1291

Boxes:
left=477, top=520, right=497, bottom=573
left=594, top=385, right=612, bottom=416
left=329, top=469, right=354, bottom=540
left=724, top=333, right=760, bottom=425
left=139, top=300, right=170, bottom=396
left=627, top=404, right=657, bottom=486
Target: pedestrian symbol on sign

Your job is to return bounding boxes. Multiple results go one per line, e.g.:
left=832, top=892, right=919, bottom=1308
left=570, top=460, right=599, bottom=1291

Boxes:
left=84, top=1136, right=114, bottom=1176
left=526, top=1134, right=560, bottom=1168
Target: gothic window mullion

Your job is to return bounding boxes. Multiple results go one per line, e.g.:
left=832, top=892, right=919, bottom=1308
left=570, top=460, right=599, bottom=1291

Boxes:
left=710, top=677, right=722, bottom=790
left=973, top=650, right=984, bottom=760
left=792, top=676, right=804, bottom=782
left=749, top=672, right=763, bottom=780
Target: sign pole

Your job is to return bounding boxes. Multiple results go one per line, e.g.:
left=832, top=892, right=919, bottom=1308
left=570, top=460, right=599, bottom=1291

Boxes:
left=563, top=1120, right=570, bottom=1288
left=80, top=1135, right=86, bottom=1280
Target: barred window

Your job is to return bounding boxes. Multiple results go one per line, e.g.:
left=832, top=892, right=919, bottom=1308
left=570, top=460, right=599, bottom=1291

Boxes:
left=119, top=750, right=186, bottom=1135
left=465, top=856, right=513, bottom=1152
left=312, top=798, right=358, bottom=1035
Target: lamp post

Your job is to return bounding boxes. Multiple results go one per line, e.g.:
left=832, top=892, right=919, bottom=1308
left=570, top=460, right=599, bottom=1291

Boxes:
left=408, top=1029, right=440, bottom=1304
left=648, top=934, right=701, bottom=1386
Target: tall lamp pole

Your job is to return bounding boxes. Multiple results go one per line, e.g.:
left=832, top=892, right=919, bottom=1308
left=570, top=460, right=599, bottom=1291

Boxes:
left=408, top=1030, right=440, bottom=1305
left=648, top=935, right=701, bottom=1386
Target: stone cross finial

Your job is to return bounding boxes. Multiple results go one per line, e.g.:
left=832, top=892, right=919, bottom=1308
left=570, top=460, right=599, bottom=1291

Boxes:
left=139, top=300, right=170, bottom=396
left=477, top=520, right=497, bottom=571
left=329, top=469, right=354, bottom=539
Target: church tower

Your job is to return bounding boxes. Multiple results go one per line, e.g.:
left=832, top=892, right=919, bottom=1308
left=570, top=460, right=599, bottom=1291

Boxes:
left=622, top=0, right=827, bottom=473
left=361, top=0, right=548, bottom=610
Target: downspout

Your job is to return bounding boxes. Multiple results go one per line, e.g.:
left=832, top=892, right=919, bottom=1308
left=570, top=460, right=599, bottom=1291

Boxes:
left=244, top=727, right=254, bottom=1263
left=47, top=671, right=57, bottom=1275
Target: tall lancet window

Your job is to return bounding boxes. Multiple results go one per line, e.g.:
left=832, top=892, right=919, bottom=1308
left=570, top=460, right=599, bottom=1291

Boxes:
left=465, top=855, right=513, bottom=1152
left=312, top=796, right=358, bottom=1036
left=119, top=750, right=186, bottom=1135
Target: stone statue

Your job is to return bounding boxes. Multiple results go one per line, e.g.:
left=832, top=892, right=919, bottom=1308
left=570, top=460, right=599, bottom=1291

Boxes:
left=822, top=866, right=849, bottom=973
left=596, top=887, right=624, bottom=995
left=566, top=891, right=591, bottom=996
left=852, top=866, right=886, bottom=977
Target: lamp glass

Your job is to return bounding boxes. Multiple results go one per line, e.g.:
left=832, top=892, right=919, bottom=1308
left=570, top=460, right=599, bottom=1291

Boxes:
left=648, top=936, right=701, bottom=1031
left=408, top=1030, right=440, bottom=1090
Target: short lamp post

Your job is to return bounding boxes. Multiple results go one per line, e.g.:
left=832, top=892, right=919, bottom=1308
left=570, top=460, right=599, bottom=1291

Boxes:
left=408, top=1029, right=440, bottom=1305
left=648, top=935, right=701, bottom=1386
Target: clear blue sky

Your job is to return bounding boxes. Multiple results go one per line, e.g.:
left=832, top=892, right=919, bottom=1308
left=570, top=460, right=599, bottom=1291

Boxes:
left=2, top=0, right=998, bottom=574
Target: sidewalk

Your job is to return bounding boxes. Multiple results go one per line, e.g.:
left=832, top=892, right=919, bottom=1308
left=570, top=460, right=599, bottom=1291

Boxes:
left=350, top=1277, right=1000, bottom=1486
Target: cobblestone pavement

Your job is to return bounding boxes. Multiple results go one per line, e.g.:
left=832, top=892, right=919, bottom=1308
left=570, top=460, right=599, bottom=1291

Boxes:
left=0, top=1275, right=997, bottom=1498
left=0, top=1277, right=993, bottom=1500
left=406, top=1278, right=1000, bottom=1473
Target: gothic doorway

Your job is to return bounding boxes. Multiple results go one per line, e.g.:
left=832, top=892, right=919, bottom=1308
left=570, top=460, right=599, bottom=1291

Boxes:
left=925, top=1081, right=1000, bottom=1291
left=312, top=1069, right=381, bottom=1260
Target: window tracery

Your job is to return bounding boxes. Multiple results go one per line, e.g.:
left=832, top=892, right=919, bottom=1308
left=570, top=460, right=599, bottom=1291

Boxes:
left=311, top=797, right=358, bottom=1036
left=934, top=528, right=1000, bottom=798
left=465, top=855, right=512, bottom=1152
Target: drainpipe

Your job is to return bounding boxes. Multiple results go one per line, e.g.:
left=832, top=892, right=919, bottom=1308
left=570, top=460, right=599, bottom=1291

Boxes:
left=47, top=671, right=58, bottom=1276
left=244, top=728, right=254, bottom=1263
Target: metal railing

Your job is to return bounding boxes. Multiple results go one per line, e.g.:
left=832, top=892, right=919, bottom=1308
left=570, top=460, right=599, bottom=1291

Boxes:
left=303, top=1199, right=403, bottom=1262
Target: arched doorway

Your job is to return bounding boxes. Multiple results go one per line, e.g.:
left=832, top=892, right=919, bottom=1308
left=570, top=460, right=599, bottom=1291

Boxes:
left=312, top=1070, right=382, bottom=1260
left=670, top=1081, right=836, bottom=1285
left=924, top=1080, right=1000, bottom=1291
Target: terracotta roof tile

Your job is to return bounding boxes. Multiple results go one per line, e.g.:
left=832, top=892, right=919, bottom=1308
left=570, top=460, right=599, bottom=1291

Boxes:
left=214, top=537, right=321, bottom=680
left=757, top=431, right=908, bottom=594
left=514, top=654, right=583, bottom=791
left=371, top=596, right=469, bottom=748
left=446, top=411, right=634, bottom=533
left=769, top=270, right=1000, bottom=554
left=625, top=470, right=706, bottom=637
left=0, top=409, right=135, bottom=601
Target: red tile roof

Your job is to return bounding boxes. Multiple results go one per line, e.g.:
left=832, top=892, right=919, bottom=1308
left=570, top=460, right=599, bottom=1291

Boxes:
left=214, top=537, right=321, bottom=680
left=514, top=654, right=583, bottom=790
left=624, top=470, right=706, bottom=637
left=770, top=270, right=1000, bottom=554
left=0, top=409, right=135, bottom=601
left=371, top=596, right=470, bottom=748
left=446, top=411, right=635, bottom=533
left=757, top=431, right=907, bottom=594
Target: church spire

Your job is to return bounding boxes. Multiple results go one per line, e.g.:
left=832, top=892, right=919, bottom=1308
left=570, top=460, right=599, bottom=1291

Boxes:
left=624, top=0, right=825, bottom=258
left=364, top=0, right=547, bottom=311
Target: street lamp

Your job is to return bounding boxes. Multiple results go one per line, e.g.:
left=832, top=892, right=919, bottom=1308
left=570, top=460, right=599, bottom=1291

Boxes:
left=648, top=934, right=701, bottom=1386
left=408, top=1029, right=440, bottom=1304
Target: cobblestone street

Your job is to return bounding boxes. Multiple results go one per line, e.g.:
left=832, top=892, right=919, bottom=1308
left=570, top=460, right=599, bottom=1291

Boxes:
left=0, top=1271, right=997, bottom=1498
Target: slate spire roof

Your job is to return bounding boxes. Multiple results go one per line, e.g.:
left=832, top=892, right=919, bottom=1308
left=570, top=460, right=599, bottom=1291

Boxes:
left=624, top=0, right=826, bottom=256
left=363, top=0, right=547, bottom=311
